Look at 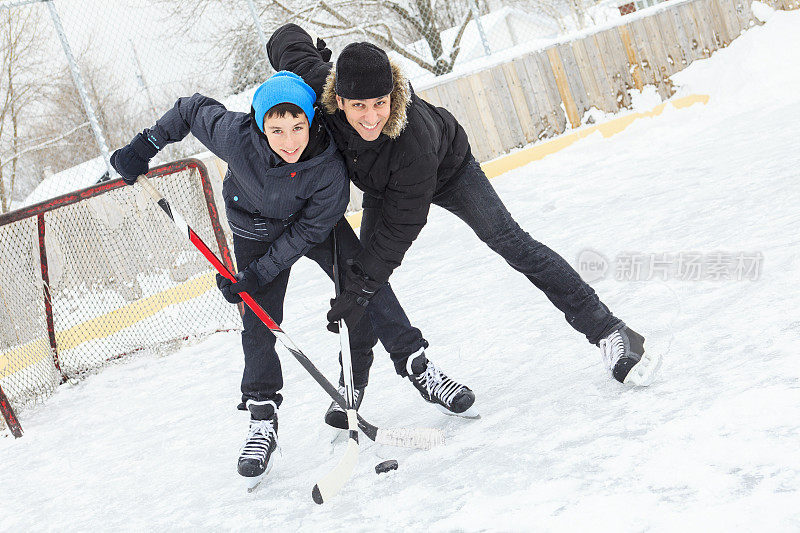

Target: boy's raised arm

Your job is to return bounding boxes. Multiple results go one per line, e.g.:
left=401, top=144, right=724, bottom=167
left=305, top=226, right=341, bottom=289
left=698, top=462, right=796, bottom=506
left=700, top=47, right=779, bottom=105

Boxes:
left=148, top=93, right=243, bottom=163
left=112, top=93, right=243, bottom=184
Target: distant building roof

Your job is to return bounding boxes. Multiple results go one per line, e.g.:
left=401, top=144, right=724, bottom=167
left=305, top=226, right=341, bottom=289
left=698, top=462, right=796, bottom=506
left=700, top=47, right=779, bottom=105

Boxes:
left=22, top=157, right=108, bottom=207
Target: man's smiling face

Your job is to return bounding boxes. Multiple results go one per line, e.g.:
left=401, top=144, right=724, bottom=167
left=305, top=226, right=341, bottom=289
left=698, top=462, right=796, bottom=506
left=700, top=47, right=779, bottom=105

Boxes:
left=336, top=94, right=391, bottom=141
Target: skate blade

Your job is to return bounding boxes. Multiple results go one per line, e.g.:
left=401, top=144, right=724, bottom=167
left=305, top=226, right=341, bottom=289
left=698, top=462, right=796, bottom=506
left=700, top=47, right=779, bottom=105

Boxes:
left=330, top=428, right=347, bottom=445
left=246, top=477, right=263, bottom=493
left=435, top=403, right=481, bottom=419
left=623, top=349, right=664, bottom=387
left=244, top=452, right=276, bottom=493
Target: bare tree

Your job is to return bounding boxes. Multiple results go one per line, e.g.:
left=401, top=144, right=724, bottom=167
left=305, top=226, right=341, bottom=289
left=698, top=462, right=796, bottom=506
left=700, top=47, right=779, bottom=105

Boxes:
left=496, top=0, right=569, bottom=32
left=230, top=32, right=273, bottom=94
left=504, top=0, right=610, bottom=31
left=53, top=61, right=136, bottom=166
left=312, top=0, right=477, bottom=75
left=18, top=53, right=142, bottom=197
left=160, top=0, right=495, bottom=90
left=154, top=0, right=270, bottom=93
left=0, top=6, right=50, bottom=212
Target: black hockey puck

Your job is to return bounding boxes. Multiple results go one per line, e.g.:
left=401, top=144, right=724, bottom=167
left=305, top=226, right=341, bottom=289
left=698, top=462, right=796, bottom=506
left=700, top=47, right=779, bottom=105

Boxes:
left=375, top=459, right=398, bottom=474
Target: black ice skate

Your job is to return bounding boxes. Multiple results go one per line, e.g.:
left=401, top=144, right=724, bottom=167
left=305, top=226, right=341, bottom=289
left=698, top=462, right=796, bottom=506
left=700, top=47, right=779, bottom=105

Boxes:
left=598, top=325, right=662, bottom=386
left=324, top=385, right=365, bottom=430
left=238, top=400, right=278, bottom=492
left=406, top=351, right=478, bottom=418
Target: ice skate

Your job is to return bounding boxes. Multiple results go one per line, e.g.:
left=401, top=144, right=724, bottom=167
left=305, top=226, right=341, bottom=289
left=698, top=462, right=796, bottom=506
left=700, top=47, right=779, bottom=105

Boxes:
left=598, top=325, right=662, bottom=386
left=238, top=400, right=278, bottom=492
left=324, top=385, right=365, bottom=430
left=406, top=351, right=478, bottom=418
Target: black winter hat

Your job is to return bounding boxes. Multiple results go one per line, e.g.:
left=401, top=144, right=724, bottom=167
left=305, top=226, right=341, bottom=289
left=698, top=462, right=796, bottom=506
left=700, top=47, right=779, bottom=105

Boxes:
left=335, top=42, right=394, bottom=100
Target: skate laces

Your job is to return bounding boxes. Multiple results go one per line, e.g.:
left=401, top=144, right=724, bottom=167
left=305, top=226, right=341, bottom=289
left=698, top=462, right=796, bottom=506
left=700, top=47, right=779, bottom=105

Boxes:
left=417, top=361, right=463, bottom=407
left=330, top=385, right=361, bottom=413
left=240, top=418, right=276, bottom=461
left=599, top=330, right=625, bottom=370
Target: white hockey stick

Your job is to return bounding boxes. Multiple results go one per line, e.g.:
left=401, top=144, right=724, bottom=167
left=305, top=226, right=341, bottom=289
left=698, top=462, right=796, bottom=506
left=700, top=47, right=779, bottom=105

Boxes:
left=311, top=323, right=359, bottom=504
left=312, top=226, right=359, bottom=504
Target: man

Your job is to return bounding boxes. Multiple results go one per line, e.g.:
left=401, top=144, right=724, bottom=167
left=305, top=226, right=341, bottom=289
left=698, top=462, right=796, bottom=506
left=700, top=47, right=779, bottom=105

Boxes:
left=266, top=25, right=662, bottom=388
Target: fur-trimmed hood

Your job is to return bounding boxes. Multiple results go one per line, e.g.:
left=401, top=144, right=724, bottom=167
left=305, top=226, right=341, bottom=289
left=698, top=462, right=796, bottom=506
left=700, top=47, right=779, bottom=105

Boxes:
left=320, top=59, right=411, bottom=139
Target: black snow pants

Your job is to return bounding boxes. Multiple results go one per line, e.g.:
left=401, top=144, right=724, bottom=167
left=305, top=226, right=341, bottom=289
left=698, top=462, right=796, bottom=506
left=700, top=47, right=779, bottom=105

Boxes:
left=234, top=219, right=426, bottom=406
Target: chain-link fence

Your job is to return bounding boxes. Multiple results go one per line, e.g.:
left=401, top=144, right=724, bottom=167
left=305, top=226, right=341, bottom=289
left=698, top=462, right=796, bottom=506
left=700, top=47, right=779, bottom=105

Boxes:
left=0, top=0, right=646, bottom=212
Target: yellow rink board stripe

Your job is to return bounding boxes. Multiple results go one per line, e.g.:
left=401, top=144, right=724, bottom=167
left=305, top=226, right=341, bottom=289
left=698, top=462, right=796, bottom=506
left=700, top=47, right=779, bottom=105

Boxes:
left=346, top=94, right=709, bottom=229
left=0, top=338, right=50, bottom=378
left=0, top=272, right=216, bottom=378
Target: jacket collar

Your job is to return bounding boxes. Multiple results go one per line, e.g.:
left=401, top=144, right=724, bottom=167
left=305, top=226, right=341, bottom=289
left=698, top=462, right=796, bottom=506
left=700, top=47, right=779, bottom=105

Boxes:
left=321, top=58, right=410, bottom=140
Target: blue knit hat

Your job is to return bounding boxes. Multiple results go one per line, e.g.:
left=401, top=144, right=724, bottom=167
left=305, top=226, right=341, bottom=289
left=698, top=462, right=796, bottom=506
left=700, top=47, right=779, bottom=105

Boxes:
left=252, top=71, right=316, bottom=132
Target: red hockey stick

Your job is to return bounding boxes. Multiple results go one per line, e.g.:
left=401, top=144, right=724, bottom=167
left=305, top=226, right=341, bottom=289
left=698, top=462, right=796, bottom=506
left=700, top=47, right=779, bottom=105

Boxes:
left=0, top=384, right=23, bottom=438
left=137, top=176, right=443, bottom=452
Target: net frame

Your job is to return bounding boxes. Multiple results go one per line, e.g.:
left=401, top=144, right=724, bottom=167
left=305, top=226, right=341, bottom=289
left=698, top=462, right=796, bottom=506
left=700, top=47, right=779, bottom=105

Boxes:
left=0, top=159, right=238, bottom=436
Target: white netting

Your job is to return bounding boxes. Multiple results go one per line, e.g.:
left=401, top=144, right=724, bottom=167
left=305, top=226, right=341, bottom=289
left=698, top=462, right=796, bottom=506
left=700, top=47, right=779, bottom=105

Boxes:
left=0, top=217, right=60, bottom=405
left=0, top=163, right=240, bottom=415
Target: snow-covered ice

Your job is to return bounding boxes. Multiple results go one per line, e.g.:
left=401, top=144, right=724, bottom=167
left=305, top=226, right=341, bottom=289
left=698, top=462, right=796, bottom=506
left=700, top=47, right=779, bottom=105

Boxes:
left=2, top=10, right=799, bottom=532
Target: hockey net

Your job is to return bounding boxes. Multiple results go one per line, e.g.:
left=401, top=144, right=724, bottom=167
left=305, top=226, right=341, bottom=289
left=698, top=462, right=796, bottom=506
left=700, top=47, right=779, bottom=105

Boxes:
left=0, top=159, right=241, bottom=432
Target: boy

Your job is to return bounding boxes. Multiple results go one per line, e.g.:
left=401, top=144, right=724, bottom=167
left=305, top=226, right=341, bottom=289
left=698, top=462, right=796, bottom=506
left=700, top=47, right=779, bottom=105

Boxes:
left=110, top=72, right=475, bottom=487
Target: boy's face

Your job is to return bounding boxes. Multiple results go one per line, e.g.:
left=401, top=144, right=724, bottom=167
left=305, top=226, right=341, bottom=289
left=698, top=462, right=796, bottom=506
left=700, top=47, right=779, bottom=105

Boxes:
left=263, top=112, right=310, bottom=163
left=336, top=94, right=391, bottom=142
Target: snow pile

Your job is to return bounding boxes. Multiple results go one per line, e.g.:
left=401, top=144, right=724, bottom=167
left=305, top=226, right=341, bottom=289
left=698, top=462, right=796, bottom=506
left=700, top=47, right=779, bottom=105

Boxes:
left=671, top=9, right=800, bottom=108
left=751, top=0, right=778, bottom=22
left=2, top=11, right=800, bottom=532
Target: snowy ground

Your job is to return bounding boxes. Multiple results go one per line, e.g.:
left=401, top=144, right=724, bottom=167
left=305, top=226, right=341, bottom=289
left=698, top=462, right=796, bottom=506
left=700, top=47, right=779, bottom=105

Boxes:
left=3, top=10, right=800, bottom=532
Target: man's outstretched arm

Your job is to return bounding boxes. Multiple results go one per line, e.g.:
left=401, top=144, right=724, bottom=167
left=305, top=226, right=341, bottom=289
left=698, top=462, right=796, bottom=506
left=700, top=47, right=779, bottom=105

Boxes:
left=267, top=23, right=333, bottom=100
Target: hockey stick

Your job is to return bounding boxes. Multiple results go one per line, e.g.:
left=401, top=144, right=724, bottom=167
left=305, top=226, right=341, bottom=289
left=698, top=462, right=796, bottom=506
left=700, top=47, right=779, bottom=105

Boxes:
left=137, top=176, right=444, bottom=450
left=0, top=384, right=23, bottom=438
left=312, top=225, right=358, bottom=504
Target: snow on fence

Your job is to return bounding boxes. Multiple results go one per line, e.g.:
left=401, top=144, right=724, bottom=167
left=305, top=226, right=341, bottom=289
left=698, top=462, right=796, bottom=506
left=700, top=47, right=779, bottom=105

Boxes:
left=414, top=0, right=759, bottom=163
left=765, top=0, right=799, bottom=9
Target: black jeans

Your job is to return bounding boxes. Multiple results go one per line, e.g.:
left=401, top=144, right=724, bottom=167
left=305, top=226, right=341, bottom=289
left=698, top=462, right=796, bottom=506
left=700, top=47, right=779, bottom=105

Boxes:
left=234, top=219, right=426, bottom=406
left=361, top=156, right=621, bottom=349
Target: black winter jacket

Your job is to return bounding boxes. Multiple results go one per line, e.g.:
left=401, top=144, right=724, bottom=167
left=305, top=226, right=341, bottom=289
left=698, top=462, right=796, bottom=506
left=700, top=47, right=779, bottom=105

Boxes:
left=267, top=23, right=472, bottom=283
left=144, top=92, right=349, bottom=284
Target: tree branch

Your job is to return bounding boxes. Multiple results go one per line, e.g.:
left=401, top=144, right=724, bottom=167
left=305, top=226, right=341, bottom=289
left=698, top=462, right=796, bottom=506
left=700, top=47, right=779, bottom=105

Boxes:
left=0, top=121, right=90, bottom=170
left=360, top=27, right=436, bottom=73
left=318, top=0, right=352, bottom=25
left=448, top=10, right=473, bottom=65
left=381, top=1, right=425, bottom=36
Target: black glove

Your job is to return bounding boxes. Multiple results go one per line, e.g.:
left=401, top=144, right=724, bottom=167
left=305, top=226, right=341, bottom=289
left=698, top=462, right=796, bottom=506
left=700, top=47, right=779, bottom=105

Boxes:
left=216, top=265, right=264, bottom=304
left=316, top=37, right=332, bottom=62
left=110, top=132, right=160, bottom=185
left=327, top=260, right=383, bottom=333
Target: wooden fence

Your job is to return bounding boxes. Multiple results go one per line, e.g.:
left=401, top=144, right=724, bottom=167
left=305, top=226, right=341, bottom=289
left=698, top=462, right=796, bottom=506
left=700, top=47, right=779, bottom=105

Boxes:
left=415, top=0, right=765, bottom=163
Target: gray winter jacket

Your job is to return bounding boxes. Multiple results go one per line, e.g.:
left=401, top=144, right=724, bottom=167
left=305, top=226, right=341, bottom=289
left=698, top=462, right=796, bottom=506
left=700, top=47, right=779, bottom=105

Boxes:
left=144, top=92, right=349, bottom=283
